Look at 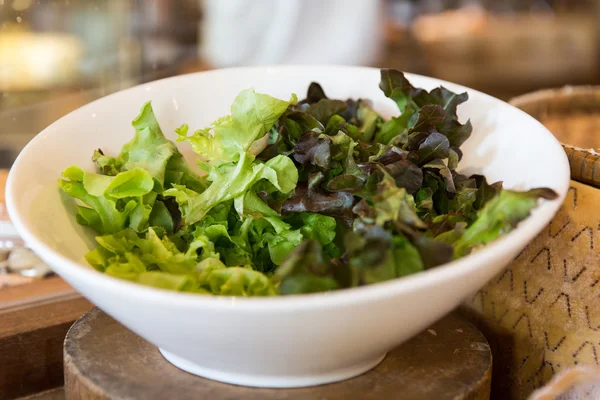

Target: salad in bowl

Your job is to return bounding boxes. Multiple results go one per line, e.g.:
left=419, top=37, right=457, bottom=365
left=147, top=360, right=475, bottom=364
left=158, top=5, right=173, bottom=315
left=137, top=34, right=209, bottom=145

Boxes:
left=59, top=69, right=556, bottom=296
left=7, top=66, right=568, bottom=387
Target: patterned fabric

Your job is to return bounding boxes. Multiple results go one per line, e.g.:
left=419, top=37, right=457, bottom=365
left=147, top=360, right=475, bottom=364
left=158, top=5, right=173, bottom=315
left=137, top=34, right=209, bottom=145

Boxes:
left=464, top=181, right=600, bottom=399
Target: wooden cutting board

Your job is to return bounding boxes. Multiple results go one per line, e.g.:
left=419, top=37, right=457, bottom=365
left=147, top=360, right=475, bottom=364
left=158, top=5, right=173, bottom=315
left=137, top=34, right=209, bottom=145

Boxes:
left=64, top=308, right=492, bottom=400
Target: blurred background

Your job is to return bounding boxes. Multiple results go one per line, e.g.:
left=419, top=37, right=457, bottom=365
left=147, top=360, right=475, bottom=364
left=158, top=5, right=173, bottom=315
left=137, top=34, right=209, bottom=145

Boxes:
left=0, top=0, right=599, bottom=168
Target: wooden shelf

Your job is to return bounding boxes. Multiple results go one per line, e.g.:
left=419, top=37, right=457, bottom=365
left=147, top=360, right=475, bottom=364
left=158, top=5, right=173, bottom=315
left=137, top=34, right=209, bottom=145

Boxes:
left=1, top=293, right=93, bottom=399
left=0, top=276, right=77, bottom=309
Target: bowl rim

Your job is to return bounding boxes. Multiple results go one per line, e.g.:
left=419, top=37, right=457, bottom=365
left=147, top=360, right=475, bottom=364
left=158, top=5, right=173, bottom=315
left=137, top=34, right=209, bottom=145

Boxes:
left=6, top=65, right=571, bottom=311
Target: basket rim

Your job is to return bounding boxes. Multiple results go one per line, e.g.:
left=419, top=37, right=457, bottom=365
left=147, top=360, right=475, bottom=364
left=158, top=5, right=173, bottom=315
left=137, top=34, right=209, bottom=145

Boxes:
left=510, top=85, right=600, bottom=114
left=510, top=86, right=600, bottom=188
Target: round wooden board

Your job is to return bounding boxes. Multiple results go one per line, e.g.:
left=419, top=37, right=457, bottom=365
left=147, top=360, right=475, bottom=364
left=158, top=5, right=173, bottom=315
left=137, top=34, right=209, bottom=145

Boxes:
left=64, top=308, right=492, bottom=400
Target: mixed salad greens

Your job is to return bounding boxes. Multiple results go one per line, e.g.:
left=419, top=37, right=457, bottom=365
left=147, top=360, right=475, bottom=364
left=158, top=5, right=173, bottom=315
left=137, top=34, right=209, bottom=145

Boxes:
left=58, top=69, right=557, bottom=296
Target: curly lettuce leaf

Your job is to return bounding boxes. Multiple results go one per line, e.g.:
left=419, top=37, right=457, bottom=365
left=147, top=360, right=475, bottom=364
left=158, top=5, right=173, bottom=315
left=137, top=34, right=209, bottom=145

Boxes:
left=273, top=240, right=339, bottom=295
left=196, top=259, right=277, bottom=296
left=374, top=104, right=415, bottom=145
left=285, top=212, right=337, bottom=247
left=86, top=227, right=277, bottom=295
left=393, top=235, right=425, bottom=277
left=65, top=102, right=205, bottom=235
left=105, top=255, right=275, bottom=296
left=379, top=69, right=416, bottom=112
left=88, top=227, right=212, bottom=274
left=195, top=194, right=305, bottom=271
left=98, top=102, right=206, bottom=192
left=119, top=102, right=179, bottom=187
left=307, top=99, right=348, bottom=125
left=304, top=82, right=328, bottom=103
left=92, top=149, right=119, bottom=176
left=454, top=188, right=558, bottom=256
left=352, top=171, right=425, bottom=229
left=379, top=69, right=472, bottom=149
left=136, top=271, right=205, bottom=292
left=179, top=89, right=297, bottom=166
left=264, top=226, right=304, bottom=266
left=354, top=100, right=382, bottom=143
left=257, top=109, right=324, bottom=162
left=344, top=226, right=424, bottom=286
left=292, top=131, right=332, bottom=170
left=282, top=172, right=355, bottom=221
left=166, top=153, right=298, bottom=225
left=59, top=166, right=154, bottom=234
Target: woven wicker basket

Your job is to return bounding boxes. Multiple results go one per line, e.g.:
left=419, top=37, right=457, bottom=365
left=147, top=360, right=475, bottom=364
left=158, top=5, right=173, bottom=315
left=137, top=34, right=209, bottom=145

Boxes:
left=463, top=87, right=600, bottom=399
left=511, top=87, right=600, bottom=186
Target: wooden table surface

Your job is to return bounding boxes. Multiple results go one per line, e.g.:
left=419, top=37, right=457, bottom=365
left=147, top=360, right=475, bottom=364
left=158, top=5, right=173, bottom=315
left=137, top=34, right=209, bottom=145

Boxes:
left=0, top=168, right=94, bottom=399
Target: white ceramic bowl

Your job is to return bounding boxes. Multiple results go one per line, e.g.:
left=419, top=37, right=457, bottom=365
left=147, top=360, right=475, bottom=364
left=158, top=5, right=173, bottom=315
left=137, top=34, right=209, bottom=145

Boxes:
left=6, top=66, right=569, bottom=388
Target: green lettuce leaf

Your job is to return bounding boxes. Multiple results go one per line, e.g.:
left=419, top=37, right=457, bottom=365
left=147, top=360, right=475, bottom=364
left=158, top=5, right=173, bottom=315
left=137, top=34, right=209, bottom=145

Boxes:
left=115, top=102, right=205, bottom=192
left=86, top=226, right=277, bottom=295
left=179, top=89, right=297, bottom=167
left=285, top=212, right=337, bottom=246
left=454, top=188, right=558, bottom=256
left=355, top=100, right=382, bottom=143
left=352, top=171, right=425, bottom=229
left=64, top=102, right=206, bottom=235
left=344, top=226, right=424, bottom=285
left=169, top=153, right=297, bottom=225
left=273, top=240, right=339, bottom=295
left=59, top=166, right=154, bottom=234
left=196, top=259, right=277, bottom=296
left=374, top=104, right=415, bottom=145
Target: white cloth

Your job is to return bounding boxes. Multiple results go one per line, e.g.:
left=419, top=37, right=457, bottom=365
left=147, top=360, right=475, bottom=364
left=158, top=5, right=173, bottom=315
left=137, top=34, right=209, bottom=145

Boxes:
left=200, top=0, right=384, bottom=67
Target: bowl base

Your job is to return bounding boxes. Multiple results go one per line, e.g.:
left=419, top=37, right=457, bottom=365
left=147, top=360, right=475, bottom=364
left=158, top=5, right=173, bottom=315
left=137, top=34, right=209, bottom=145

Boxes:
left=159, top=349, right=386, bottom=388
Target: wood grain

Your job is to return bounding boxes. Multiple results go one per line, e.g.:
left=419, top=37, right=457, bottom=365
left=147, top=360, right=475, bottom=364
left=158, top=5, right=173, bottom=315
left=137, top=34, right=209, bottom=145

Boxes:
left=64, top=309, right=492, bottom=400
left=17, top=387, right=65, bottom=400
left=0, top=296, right=93, bottom=399
left=0, top=276, right=76, bottom=309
